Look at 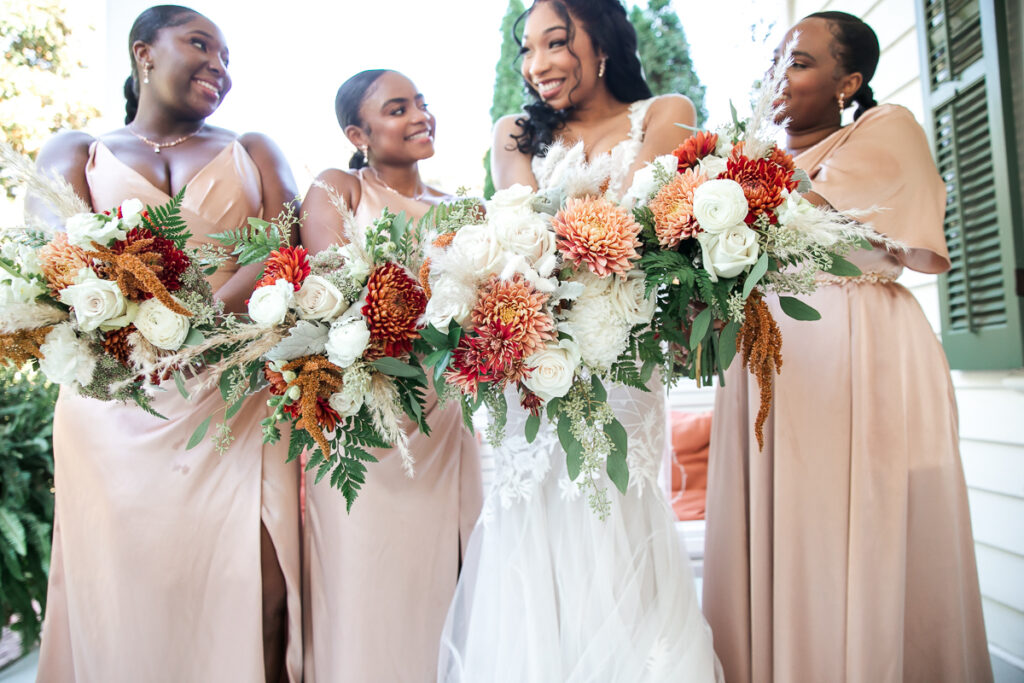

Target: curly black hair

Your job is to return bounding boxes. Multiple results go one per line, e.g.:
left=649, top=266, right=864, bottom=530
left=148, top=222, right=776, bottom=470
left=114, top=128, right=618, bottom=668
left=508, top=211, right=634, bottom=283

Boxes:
left=510, top=0, right=652, bottom=157
left=806, top=11, right=880, bottom=121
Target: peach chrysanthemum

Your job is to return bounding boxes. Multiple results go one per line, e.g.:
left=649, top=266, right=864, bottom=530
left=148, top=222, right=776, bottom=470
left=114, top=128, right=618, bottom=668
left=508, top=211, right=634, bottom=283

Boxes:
left=648, top=167, right=707, bottom=248
left=39, top=233, right=92, bottom=294
left=722, top=156, right=797, bottom=224
left=552, top=196, right=641, bottom=279
left=361, top=262, right=427, bottom=358
left=471, top=273, right=554, bottom=358
left=256, top=246, right=310, bottom=291
left=673, top=131, right=720, bottom=171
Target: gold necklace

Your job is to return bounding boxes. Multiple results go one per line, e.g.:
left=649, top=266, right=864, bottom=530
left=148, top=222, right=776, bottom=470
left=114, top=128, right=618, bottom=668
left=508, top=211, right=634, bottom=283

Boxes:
left=370, top=167, right=426, bottom=201
left=128, top=124, right=204, bottom=154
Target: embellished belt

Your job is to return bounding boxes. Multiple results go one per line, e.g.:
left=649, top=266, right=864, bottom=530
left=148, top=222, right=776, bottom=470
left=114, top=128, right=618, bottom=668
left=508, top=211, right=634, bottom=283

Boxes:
left=816, top=272, right=898, bottom=286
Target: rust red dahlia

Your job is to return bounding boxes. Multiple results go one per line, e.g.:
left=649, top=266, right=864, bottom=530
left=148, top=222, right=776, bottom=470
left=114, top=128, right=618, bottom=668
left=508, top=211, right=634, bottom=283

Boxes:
left=112, top=227, right=189, bottom=296
left=648, top=167, right=707, bottom=248
left=674, top=131, right=720, bottom=171
left=730, top=141, right=797, bottom=177
left=721, top=156, right=796, bottom=224
left=257, top=246, right=310, bottom=290
left=552, top=196, right=641, bottom=279
left=361, top=262, right=427, bottom=358
left=471, top=273, right=554, bottom=358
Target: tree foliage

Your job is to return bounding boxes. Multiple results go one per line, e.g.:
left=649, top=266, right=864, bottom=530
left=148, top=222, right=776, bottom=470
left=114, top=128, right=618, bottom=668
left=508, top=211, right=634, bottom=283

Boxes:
left=0, top=0, right=100, bottom=198
left=630, top=0, right=708, bottom=127
left=484, top=0, right=527, bottom=199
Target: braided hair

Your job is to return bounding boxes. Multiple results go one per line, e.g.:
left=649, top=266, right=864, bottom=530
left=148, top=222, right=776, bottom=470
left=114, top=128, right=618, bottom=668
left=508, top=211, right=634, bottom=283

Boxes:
left=335, top=69, right=392, bottom=169
left=511, top=0, right=652, bottom=157
left=123, top=5, right=201, bottom=124
left=806, top=11, right=880, bottom=121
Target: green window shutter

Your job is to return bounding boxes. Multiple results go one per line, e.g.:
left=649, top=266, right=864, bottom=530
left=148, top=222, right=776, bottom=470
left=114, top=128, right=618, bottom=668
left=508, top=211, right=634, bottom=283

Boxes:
left=917, top=0, right=1024, bottom=370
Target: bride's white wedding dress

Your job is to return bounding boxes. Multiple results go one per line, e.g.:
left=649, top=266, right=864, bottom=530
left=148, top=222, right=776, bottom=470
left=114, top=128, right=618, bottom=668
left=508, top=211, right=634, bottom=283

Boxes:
left=437, top=99, right=722, bottom=683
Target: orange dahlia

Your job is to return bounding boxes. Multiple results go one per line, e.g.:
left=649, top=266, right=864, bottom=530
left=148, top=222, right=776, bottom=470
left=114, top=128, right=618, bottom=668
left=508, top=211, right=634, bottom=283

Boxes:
left=674, top=131, right=720, bottom=171
left=256, top=246, right=310, bottom=291
left=722, top=156, right=796, bottom=224
left=730, top=141, right=797, bottom=177
left=361, top=262, right=427, bottom=358
left=648, top=167, right=707, bottom=248
left=552, top=196, right=641, bottom=278
left=471, top=273, right=553, bottom=358
left=39, top=232, right=92, bottom=294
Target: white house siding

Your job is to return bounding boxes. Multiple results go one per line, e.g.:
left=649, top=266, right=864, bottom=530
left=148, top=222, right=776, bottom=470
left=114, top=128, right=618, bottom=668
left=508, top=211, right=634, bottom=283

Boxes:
left=780, top=0, right=1024, bottom=678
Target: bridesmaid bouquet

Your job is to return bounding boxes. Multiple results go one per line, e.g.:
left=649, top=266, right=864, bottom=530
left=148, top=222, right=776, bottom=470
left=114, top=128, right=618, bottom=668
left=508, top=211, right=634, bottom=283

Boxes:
left=0, top=151, right=226, bottom=414
left=626, top=46, right=901, bottom=446
left=173, top=201, right=435, bottom=509
left=419, top=183, right=658, bottom=514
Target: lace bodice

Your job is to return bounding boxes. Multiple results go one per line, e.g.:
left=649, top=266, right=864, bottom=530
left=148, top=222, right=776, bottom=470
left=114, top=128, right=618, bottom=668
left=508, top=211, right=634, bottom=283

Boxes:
left=531, top=98, right=654, bottom=200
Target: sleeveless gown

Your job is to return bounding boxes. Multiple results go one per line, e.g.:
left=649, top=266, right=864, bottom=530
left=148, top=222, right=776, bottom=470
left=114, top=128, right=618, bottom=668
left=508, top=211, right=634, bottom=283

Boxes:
left=438, top=99, right=723, bottom=683
left=702, top=105, right=992, bottom=683
left=302, top=167, right=483, bottom=683
left=37, top=140, right=302, bottom=683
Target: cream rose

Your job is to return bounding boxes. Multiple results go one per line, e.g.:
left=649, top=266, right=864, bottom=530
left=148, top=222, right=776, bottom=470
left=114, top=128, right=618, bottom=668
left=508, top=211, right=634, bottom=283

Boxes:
left=134, top=298, right=191, bottom=350
left=422, top=279, right=475, bottom=331
left=325, top=316, right=370, bottom=368
left=39, top=323, right=96, bottom=386
left=488, top=184, right=535, bottom=215
left=248, top=278, right=295, bottom=326
left=328, top=390, right=363, bottom=418
left=448, top=223, right=505, bottom=280
left=493, top=212, right=556, bottom=264
left=58, top=269, right=133, bottom=331
left=609, top=270, right=657, bottom=326
left=66, top=212, right=126, bottom=248
left=523, top=338, right=581, bottom=403
left=296, top=275, right=347, bottom=321
left=693, top=179, right=749, bottom=235
left=118, top=198, right=146, bottom=228
left=698, top=224, right=760, bottom=281
left=697, top=154, right=729, bottom=180
left=624, top=154, right=678, bottom=204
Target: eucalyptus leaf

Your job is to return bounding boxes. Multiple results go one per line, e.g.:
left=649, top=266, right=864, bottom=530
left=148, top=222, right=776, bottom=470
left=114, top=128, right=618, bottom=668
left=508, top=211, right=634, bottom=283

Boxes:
left=557, top=417, right=583, bottom=480
left=182, top=327, right=204, bottom=347
left=779, top=296, right=822, bottom=321
left=689, top=306, right=713, bottom=350
left=372, top=357, right=423, bottom=378
left=173, top=371, right=190, bottom=400
left=420, top=323, right=450, bottom=349
left=590, top=375, right=607, bottom=402
left=718, top=321, right=739, bottom=371
left=825, top=254, right=863, bottom=277
left=604, top=418, right=629, bottom=494
left=186, top=415, right=212, bottom=450
left=742, top=251, right=769, bottom=300
left=525, top=413, right=541, bottom=443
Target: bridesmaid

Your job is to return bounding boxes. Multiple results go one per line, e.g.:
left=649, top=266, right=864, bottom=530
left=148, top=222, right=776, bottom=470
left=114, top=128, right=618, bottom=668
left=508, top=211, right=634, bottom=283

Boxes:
left=30, top=6, right=302, bottom=682
left=702, top=12, right=992, bottom=683
left=299, top=69, right=482, bottom=683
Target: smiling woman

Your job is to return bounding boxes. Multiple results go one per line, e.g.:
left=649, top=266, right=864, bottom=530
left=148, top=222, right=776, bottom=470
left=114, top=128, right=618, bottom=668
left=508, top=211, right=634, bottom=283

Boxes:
left=28, top=5, right=303, bottom=682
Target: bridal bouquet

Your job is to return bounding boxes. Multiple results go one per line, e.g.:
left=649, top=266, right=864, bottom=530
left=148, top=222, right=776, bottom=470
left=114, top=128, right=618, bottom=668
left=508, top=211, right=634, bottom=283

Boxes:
left=626, top=47, right=899, bottom=446
left=419, top=184, right=658, bottom=515
left=170, top=202, right=434, bottom=509
left=0, top=183, right=224, bottom=413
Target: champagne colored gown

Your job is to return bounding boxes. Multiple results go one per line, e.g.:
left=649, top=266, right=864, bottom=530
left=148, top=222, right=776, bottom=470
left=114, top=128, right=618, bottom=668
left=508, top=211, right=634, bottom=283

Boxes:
left=702, top=105, right=992, bottom=683
left=37, top=140, right=302, bottom=683
left=302, top=167, right=483, bottom=683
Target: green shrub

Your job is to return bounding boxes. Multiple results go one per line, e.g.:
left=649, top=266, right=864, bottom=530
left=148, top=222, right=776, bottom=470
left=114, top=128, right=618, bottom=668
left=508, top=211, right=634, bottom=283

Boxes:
left=0, top=368, right=57, bottom=650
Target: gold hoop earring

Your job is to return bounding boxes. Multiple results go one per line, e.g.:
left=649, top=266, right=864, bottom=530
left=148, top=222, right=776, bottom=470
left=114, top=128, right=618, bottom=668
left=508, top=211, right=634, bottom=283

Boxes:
left=143, top=62, right=152, bottom=85
left=598, top=57, right=607, bottom=79
left=837, top=93, right=845, bottom=115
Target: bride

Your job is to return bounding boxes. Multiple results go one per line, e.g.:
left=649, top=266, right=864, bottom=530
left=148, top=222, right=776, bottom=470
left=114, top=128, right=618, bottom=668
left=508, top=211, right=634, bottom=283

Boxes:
left=438, top=1, right=722, bottom=681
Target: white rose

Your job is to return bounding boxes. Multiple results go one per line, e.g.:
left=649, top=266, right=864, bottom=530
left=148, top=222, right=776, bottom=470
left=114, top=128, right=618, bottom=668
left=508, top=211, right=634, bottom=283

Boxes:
left=697, top=224, right=760, bottom=282
left=325, top=316, right=371, bottom=368
left=624, top=154, right=678, bottom=204
left=493, top=212, right=556, bottom=264
left=296, top=275, right=347, bottom=321
left=118, top=198, right=146, bottom=228
left=692, top=179, right=749, bottom=235
left=65, top=212, right=126, bottom=249
left=715, top=137, right=734, bottom=157
left=39, top=323, right=96, bottom=386
left=339, top=243, right=371, bottom=283
left=134, top=298, right=191, bottom=350
left=448, top=223, right=505, bottom=280
left=248, top=278, right=295, bottom=326
left=488, top=184, right=535, bottom=215
left=58, top=269, right=133, bottom=331
left=609, top=270, right=657, bottom=326
left=423, top=279, right=475, bottom=331
left=697, top=154, right=729, bottom=179
left=328, top=390, right=363, bottom=418
left=523, top=338, right=581, bottom=403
